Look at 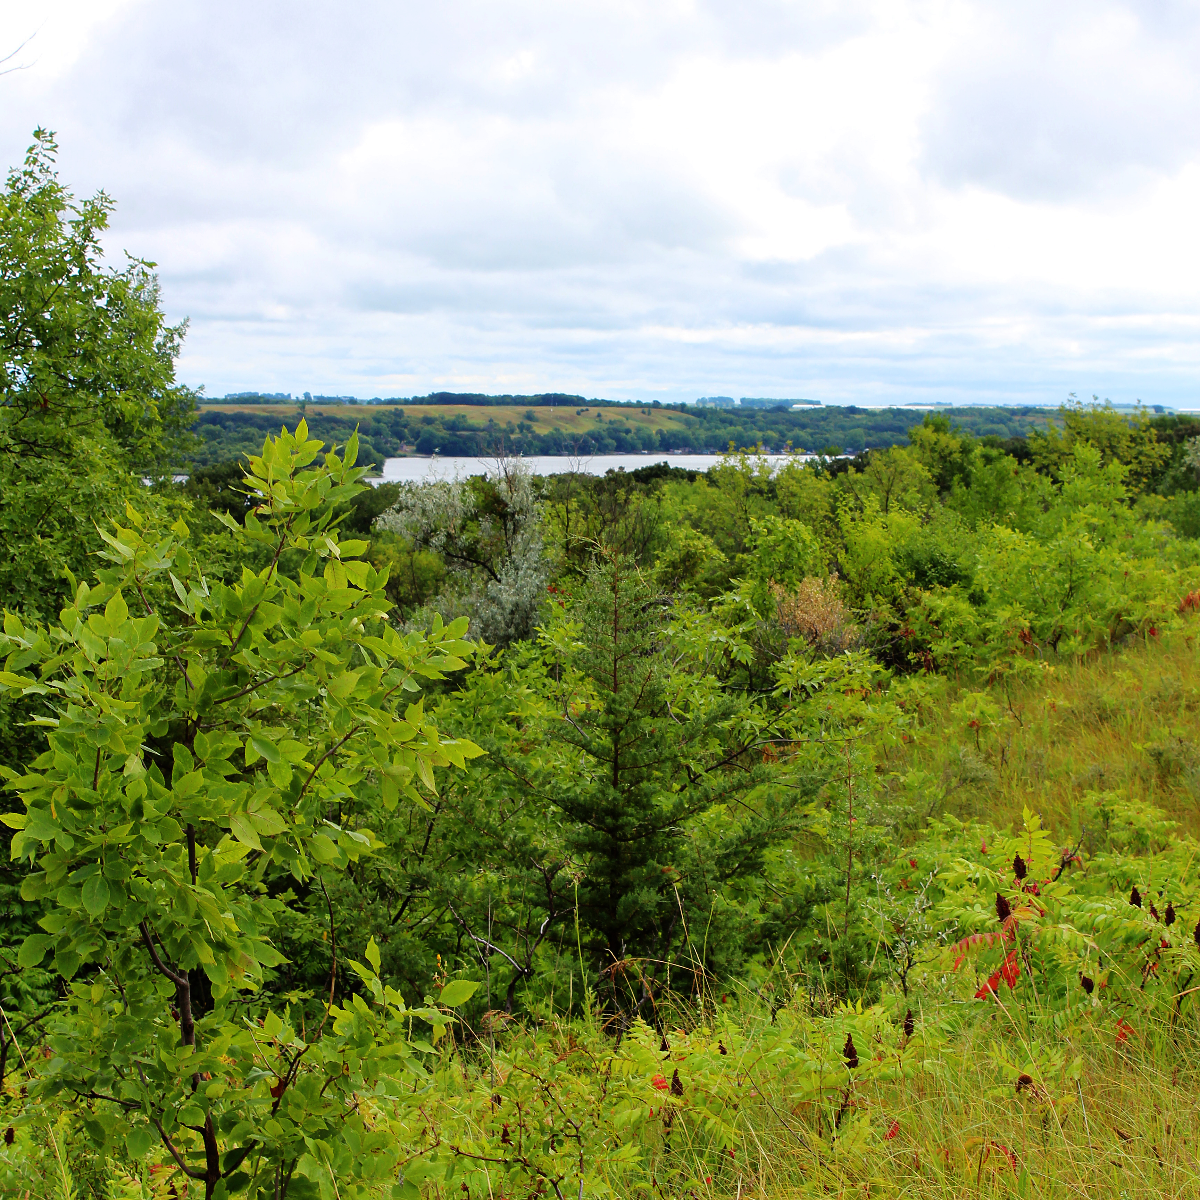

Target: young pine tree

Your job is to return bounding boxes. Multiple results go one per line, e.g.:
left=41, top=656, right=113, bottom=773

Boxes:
left=538, top=555, right=777, bottom=995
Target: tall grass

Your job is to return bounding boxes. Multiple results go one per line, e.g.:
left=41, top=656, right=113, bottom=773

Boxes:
left=883, top=629, right=1200, bottom=836
left=400, top=630, right=1200, bottom=1199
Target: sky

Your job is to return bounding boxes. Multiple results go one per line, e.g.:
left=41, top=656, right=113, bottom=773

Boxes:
left=3, top=0, right=1200, bottom=407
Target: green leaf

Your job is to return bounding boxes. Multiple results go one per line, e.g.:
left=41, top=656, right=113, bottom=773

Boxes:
left=250, top=735, right=281, bottom=764
left=365, top=937, right=381, bottom=973
left=327, top=670, right=360, bottom=700
left=179, top=1103, right=205, bottom=1127
left=81, top=873, right=110, bottom=917
left=173, top=769, right=204, bottom=798
left=249, top=808, right=288, bottom=836
left=17, top=933, right=52, bottom=968
left=380, top=773, right=400, bottom=810
left=416, top=753, right=437, bottom=795
left=266, top=757, right=293, bottom=789
left=126, top=1125, right=156, bottom=1159
left=229, top=813, right=264, bottom=850
left=438, top=979, right=480, bottom=1008
left=308, top=834, right=339, bottom=863
left=104, top=590, right=129, bottom=627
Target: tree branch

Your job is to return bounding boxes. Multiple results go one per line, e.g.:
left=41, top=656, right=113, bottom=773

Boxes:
left=139, top=919, right=186, bottom=989
left=214, top=659, right=310, bottom=705
left=447, top=905, right=525, bottom=975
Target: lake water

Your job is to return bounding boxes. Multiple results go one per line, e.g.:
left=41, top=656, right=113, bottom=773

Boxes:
left=374, top=453, right=811, bottom=483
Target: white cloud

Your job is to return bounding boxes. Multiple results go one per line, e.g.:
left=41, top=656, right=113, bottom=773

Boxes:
left=2, top=0, right=1199, bottom=404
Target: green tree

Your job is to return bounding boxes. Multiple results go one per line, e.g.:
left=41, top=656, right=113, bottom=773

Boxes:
left=518, top=556, right=795, bottom=995
left=1028, top=397, right=1170, bottom=492
left=907, top=412, right=976, bottom=494
left=0, top=131, right=196, bottom=624
left=836, top=445, right=936, bottom=517
left=0, top=131, right=202, bottom=1031
left=744, top=514, right=824, bottom=615
left=0, top=424, right=480, bottom=1196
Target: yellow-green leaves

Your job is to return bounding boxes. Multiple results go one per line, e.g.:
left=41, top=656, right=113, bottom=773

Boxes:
left=0, top=423, right=483, bottom=1192
left=326, top=669, right=360, bottom=700
left=438, top=979, right=480, bottom=1008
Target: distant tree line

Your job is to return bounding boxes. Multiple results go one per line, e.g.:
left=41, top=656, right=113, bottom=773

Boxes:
left=184, top=401, right=1082, bottom=469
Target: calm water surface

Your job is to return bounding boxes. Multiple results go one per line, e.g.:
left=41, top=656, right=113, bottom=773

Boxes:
left=374, top=453, right=810, bottom=483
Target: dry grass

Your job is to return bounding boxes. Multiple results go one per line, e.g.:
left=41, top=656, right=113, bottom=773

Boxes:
left=628, top=993, right=1200, bottom=1199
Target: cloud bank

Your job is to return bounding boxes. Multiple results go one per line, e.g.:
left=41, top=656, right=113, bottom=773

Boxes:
left=4, top=0, right=1199, bottom=404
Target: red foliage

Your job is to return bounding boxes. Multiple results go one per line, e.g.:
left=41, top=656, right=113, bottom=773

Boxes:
left=975, top=950, right=1020, bottom=998
left=951, top=930, right=1008, bottom=970
left=652, top=1074, right=668, bottom=1091
left=885, top=1119, right=900, bottom=1140
left=999, top=950, right=1020, bottom=986
left=992, top=1142, right=1018, bottom=1172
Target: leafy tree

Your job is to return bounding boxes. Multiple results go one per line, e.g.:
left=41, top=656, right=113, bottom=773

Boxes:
left=775, top=459, right=838, bottom=554
left=836, top=446, right=936, bottom=517
left=0, top=130, right=195, bottom=473
left=0, top=425, right=481, bottom=1196
left=0, top=130, right=201, bottom=1026
left=0, top=131, right=197, bottom=621
left=1028, top=397, right=1170, bottom=490
left=542, top=466, right=672, bottom=577
left=744, top=515, right=824, bottom=615
left=906, top=413, right=976, bottom=495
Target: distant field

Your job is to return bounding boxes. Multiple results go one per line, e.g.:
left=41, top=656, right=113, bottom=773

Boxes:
left=186, top=400, right=1060, bottom=468
left=198, top=402, right=698, bottom=437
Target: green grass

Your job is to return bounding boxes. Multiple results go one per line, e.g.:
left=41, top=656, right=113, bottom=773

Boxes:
left=198, top=400, right=700, bottom=440
left=392, top=630, right=1200, bottom=1199
left=883, top=628, right=1200, bottom=836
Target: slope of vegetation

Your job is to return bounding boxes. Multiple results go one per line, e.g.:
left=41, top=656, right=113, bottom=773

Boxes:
left=5, top=136, right=1200, bottom=1200
left=186, top=396, right=1064, bottom=468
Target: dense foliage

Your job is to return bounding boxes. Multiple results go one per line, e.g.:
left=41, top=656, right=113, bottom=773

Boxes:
left=4, top=139, right=1200, bottom=1200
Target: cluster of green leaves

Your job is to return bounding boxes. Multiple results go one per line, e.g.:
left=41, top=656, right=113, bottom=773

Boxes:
left=381, top=997, right=934, bottom=1199
left=0, top=131, right=196, bottom=625
left=0, top=423, right=482, bottom=1197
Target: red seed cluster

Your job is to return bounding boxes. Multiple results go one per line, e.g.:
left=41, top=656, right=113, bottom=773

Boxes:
left=843, top=1032, right=859, bottom=1069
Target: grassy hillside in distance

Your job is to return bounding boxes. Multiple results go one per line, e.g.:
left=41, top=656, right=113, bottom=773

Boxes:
left=185, top=398, right=1056, bottom=468
left=197, top=400, right=697, bottom=436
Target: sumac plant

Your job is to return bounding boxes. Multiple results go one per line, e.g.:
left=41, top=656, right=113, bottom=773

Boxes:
left=0, top=423, right=481, bottom=1198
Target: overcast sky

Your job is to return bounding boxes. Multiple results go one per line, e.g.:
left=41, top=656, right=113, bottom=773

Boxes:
left=4, top=0, right=1200, bottom=406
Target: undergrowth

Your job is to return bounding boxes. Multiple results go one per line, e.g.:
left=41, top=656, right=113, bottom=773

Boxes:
left=10, top=630, right=1200, bottom=1199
